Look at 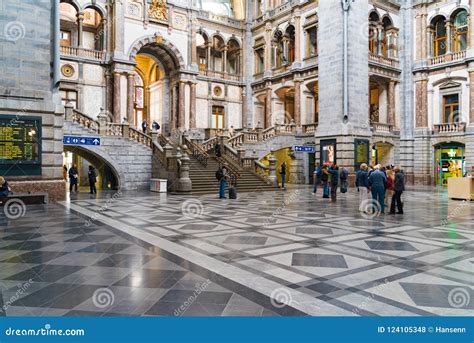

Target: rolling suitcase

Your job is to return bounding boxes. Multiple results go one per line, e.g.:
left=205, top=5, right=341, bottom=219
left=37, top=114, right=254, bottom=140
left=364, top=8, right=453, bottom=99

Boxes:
left=228, top=187, right=237, bottom=199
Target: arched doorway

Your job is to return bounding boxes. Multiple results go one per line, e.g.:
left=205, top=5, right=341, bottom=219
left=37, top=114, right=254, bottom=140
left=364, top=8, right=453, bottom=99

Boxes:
left=434, top=142, right=466, bottom=186
left=275, top=86, right=295, bottom=124
left=129, top=36, right=185, bottom=135
left=63, top=146, right=119, bottom=192
left=372, top=142, right=394, bottom=167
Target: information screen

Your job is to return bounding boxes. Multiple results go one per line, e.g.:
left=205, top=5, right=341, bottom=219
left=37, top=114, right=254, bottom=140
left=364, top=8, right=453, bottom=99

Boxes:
left=0, top=115, right=41, bottom=165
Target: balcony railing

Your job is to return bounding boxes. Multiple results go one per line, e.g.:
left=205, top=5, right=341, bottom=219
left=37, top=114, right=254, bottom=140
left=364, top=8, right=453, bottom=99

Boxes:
left=199, top=69, right=242, bottom=82
left=371, top=122, right=393, bottom=133
left=433, top=122, right=466, bottom=133
left=60, top=46, right=106, bottom=61
left=429, top=51, right=466, bottom=66
left=368, top=53, right=400, bottom=68
left=302, top=123, right=318, bottom=134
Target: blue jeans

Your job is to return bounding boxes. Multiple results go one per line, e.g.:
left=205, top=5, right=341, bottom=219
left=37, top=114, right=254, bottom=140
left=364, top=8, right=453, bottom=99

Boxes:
left=371, top=186, right=386, bottom=213
left=323, top=181, right=329, bottom=198
left=281, top=174, right=286, bottom=189
left=219, top=179, right=227, bottom=198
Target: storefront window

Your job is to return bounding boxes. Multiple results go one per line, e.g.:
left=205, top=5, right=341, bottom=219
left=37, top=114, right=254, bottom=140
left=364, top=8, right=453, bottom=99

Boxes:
left=435, top=144, right=465, bottom=186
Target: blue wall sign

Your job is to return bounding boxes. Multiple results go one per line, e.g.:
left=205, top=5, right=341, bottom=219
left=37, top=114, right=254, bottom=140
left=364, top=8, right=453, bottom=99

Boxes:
left=63, top=136, right=101, bottom=146
left=294, top=145, right=316, bottom=153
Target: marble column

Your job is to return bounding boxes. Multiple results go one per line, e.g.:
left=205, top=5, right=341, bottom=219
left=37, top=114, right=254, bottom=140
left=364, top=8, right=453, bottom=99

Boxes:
left=241, top=88, right=247, bottom=129
left=264, top=23, right=273, bottom=72
left=191, top=19, right=197, bottom=66
left=377, top=26, right=383, bottom=56
left=469, top=70, right=474, bottom=125
left=446, top=21, right=453, bottom=53
left=189, top=81, right=197, bottom=129
left=294, top=14, right=301, bottom=63
left=265, top=85, right=272, bottom=129
left=101, top=18, right=107, bottom=51
left=388, top=80, right=396, bottom=126
left=415, top=78, right=428, bottom=128
left=223, top=46, right=228, bottom=73
left=421, top=12, right=427, bottom=59
left=105, top=72, right=113, bottom=115
left=470, top=3, right=474, bottom=49
left=426, top=26, right=433, bottom=58
left=77, top=12, right=84, bottom=48
left=294, top=79, right=302, bottom=126
left=113, top=72, right=121, bottom=123
left=126, top=73, right=135, bottom=126
left=171, top=83, right=177, bottom=130
left=178, top=81, right=185, bottom=129
left=415, top=12, right=423, bottom=60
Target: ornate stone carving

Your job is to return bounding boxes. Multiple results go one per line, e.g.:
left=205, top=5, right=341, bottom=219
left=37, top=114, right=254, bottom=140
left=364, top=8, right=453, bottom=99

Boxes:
left=148, top=0, right=167, bottom=22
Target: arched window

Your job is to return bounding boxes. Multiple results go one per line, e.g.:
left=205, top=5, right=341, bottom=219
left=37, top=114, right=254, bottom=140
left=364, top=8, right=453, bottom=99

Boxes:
left=83, top=8, right=103, bottom=50
left=272, top=30, right=284, bottom=68
left=381, top=16, right=393, bottom=57
left=211, top=36, right=225, bottom=72
left=453, top=10, right=468, bottom=52
left=227, top=39, right=241, bottom=75
left=368, top=12, right=380, bottom=55
left=285, top=25, right=296, bottom=64
left=60, top=2, right=78, bottom=47
left=433, top=16, right=447, bottom=57
left=196, top=32, right=208, bottom=72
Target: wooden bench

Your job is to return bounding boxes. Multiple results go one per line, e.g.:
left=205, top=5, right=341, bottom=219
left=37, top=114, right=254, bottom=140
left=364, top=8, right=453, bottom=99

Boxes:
left=0, top=192, right=49, bottom=206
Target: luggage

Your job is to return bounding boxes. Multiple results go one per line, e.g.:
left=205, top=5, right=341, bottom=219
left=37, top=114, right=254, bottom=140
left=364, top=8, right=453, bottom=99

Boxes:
left=228, top=187, right=237, bottom=199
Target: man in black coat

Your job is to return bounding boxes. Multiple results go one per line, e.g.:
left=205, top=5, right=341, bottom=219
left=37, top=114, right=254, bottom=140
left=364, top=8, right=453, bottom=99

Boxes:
left=68, top=164, right=79, bottom=193
left=389, top=166, right=405, bottom=214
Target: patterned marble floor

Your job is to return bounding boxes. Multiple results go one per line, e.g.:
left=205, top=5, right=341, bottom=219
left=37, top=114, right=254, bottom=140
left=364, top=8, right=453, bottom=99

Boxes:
left=0, top=186, right=472, bottom=316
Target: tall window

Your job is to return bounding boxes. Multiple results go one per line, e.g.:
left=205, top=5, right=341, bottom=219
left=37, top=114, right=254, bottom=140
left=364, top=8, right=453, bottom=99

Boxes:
left=60, top=89, right=77, bottom=109
left=196, top=32, right=208, bottom=72
left=306, top=26, right=317, bottom=57
left=211, top=106, right=225, bottom=129
left=454, top=10, right=468, bottom=52
left=433, top=17, right=447, bottom=57
left=443, top=94, right=459, bottom=123
left=255, top=47, right=264, bottom=74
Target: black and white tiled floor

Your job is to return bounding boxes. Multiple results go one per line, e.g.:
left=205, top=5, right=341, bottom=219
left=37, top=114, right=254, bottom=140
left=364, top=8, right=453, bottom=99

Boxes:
left=0, top=186, right=472, bottom=316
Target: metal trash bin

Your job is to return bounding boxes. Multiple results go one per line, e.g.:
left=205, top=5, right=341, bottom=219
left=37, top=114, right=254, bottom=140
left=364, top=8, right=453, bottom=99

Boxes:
left=150, top=179, right=167, bottom=193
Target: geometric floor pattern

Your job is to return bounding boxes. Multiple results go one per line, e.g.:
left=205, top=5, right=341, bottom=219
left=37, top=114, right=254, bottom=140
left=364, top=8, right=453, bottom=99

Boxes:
left=1, top=185, right=472, bottom=316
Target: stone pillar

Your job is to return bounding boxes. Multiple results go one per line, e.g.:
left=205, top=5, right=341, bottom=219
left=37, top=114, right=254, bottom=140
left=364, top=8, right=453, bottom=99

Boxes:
left=171, top=83, right=177, bottom=130
left=77, top=12, right=84, bottom=47
left=178, top=81, right=185, bottom=129
left=415, top=78, right=428, bottom=128
left=241, top=88, right=247, bottom=129
left=294, top=79, right=302, bottom=126
left=426, top=26, right=433, bottom=58
left=206, top=43, right=211, bottom=70
left=113, top=72, right=121, bottom=123
left=377, top=26, right=383, bottom=56
left=446, top=21, right=453, bottom=54
left=470, top=70, right=474, bottom=125
left=294, top=13, right=301, bottom=63
left=191, top=20, right=197, bottom=67
left=388, top=80, right=396, bottom=126
left=470, top=2, right=474, bottom=49
left=415, top=11, right=423, bottom=60
left=264, top=23, right=273, bottom=73
left=126, top=73, right=135, bottom=125
left=101, top=18, right=107, bottom=51
left=177, top=150, right=192, bottom=193
left=267, top=151, right=278, bottom=185
left=64, top=102, right=74, bottom=121
left=189, top=81, right=197, bottom=129
left=421, top=11, right=427, bottom=59
left=223, top=46, right=228, bottom=73
left=265, top=84, right=272, bottom=129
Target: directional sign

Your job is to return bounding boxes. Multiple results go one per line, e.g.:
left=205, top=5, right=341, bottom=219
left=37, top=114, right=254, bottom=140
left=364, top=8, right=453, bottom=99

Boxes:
left=63, top=136, right=101, bottom=146
left=294, top=145, right=316, bottom=153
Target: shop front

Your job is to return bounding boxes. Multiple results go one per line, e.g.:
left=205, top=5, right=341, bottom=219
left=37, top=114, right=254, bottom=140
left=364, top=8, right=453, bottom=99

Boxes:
left=434, top=143, right=465, bottom=186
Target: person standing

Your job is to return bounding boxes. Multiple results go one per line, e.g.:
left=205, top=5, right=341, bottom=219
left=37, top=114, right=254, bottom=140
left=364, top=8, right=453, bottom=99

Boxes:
left=217, top=166, right=228, bottom=199
left=0, top=177, right=10, bottom=198
left=88, top=165, right=97, bottom=195
left=313, top=163, right=321, bottom=194
left=389, top=166, right=405, bottom=214
left=141, top=120, right=148, bottom=134
left=385, top=166, right=394, bottom=208
left=339, top=166, right=349, bottom=193
left=68, top=164, right=79, bottom=193
left=356, top=163, right=370, bottom=213
left=321, top=165, right=330, bottom=198
left=368, top=165, right=387, bottom=214
left=214, top=142, right=222, bottom=158
left=280, top=162, right=287, bottom=190
left=328, top=163, right=340, bottom=202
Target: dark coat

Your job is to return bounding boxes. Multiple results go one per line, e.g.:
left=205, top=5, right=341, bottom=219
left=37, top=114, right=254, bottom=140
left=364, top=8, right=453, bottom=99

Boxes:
left=394, top=171, right=405, bottom=192
left=68, top=167, right=78, bottom=180
left=88, top=169, right=97, bottom=183
left=328, top=168, right=339, bottom=185
left=369, top=170, right=387, bottom=188
left=355, top=170, right=369, bottom=188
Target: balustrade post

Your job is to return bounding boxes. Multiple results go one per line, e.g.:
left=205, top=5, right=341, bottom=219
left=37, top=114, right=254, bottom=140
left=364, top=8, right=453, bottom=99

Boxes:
left=237, top=146, right=246, bottom=167
left=268, top=151, right=278, bottom=186
left=219, top=135, right=229, bottom=147
left=97, top=109, right=109, bottom=135
left=122, top=123, right=130, bottom=138
left=290, top=119, right=297, bottom=134
left=177, top=148, right=192, bottom=193
left=151, top=130, right=159, bottom=143
left=64, top=102, right=74, bottom=121
left=164, top=144, right=174, bottom=159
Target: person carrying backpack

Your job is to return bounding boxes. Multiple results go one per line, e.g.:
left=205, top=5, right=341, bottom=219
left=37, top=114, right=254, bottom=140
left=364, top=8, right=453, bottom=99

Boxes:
left=340, top=166, right=349, bottom=193
left=313, top=163, right=321, bottom=194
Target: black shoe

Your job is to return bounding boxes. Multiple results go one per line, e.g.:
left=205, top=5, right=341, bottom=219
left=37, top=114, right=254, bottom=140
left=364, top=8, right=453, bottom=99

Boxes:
left=388, top=212, right=395, bottom=215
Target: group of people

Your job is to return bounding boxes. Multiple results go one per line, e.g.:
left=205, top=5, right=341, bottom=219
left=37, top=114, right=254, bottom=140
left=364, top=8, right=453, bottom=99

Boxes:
left=64, top=164, right=98, bottom=195
left=312, top=162, right=406, bottom=215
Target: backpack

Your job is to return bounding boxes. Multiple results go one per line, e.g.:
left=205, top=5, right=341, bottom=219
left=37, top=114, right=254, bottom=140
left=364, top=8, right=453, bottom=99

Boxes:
left=216, top=168, right=223, bottom=181
left=340, top=168, right=348, bottom=180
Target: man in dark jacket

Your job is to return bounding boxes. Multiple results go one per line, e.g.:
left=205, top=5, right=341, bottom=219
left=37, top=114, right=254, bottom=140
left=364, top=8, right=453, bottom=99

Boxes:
left=280, top=162, right=287, bottom=190
left=327, top=163, right=340, bottom=202
left=369, top=164, right=387, bottom=214
left=340, top=167, right=349, bottom=193
left=88, top=165, right=97, bottom=195
left=68, top=164, right=79, bottom=193
left=389, top=166, right=405, bottom=214
left=356, top=164, right=370, bottom=212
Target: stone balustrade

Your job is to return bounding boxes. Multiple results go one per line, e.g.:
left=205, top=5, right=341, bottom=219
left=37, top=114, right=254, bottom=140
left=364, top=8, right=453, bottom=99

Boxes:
left=371, top=122, right=393, bottom=133
left=429, top=51, right=466, bottom=66
left=60, top=46, right=106, bottom=61
left=433, top=122, right=467, bottom=133
left=368, top=53, right=400, bottom=68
